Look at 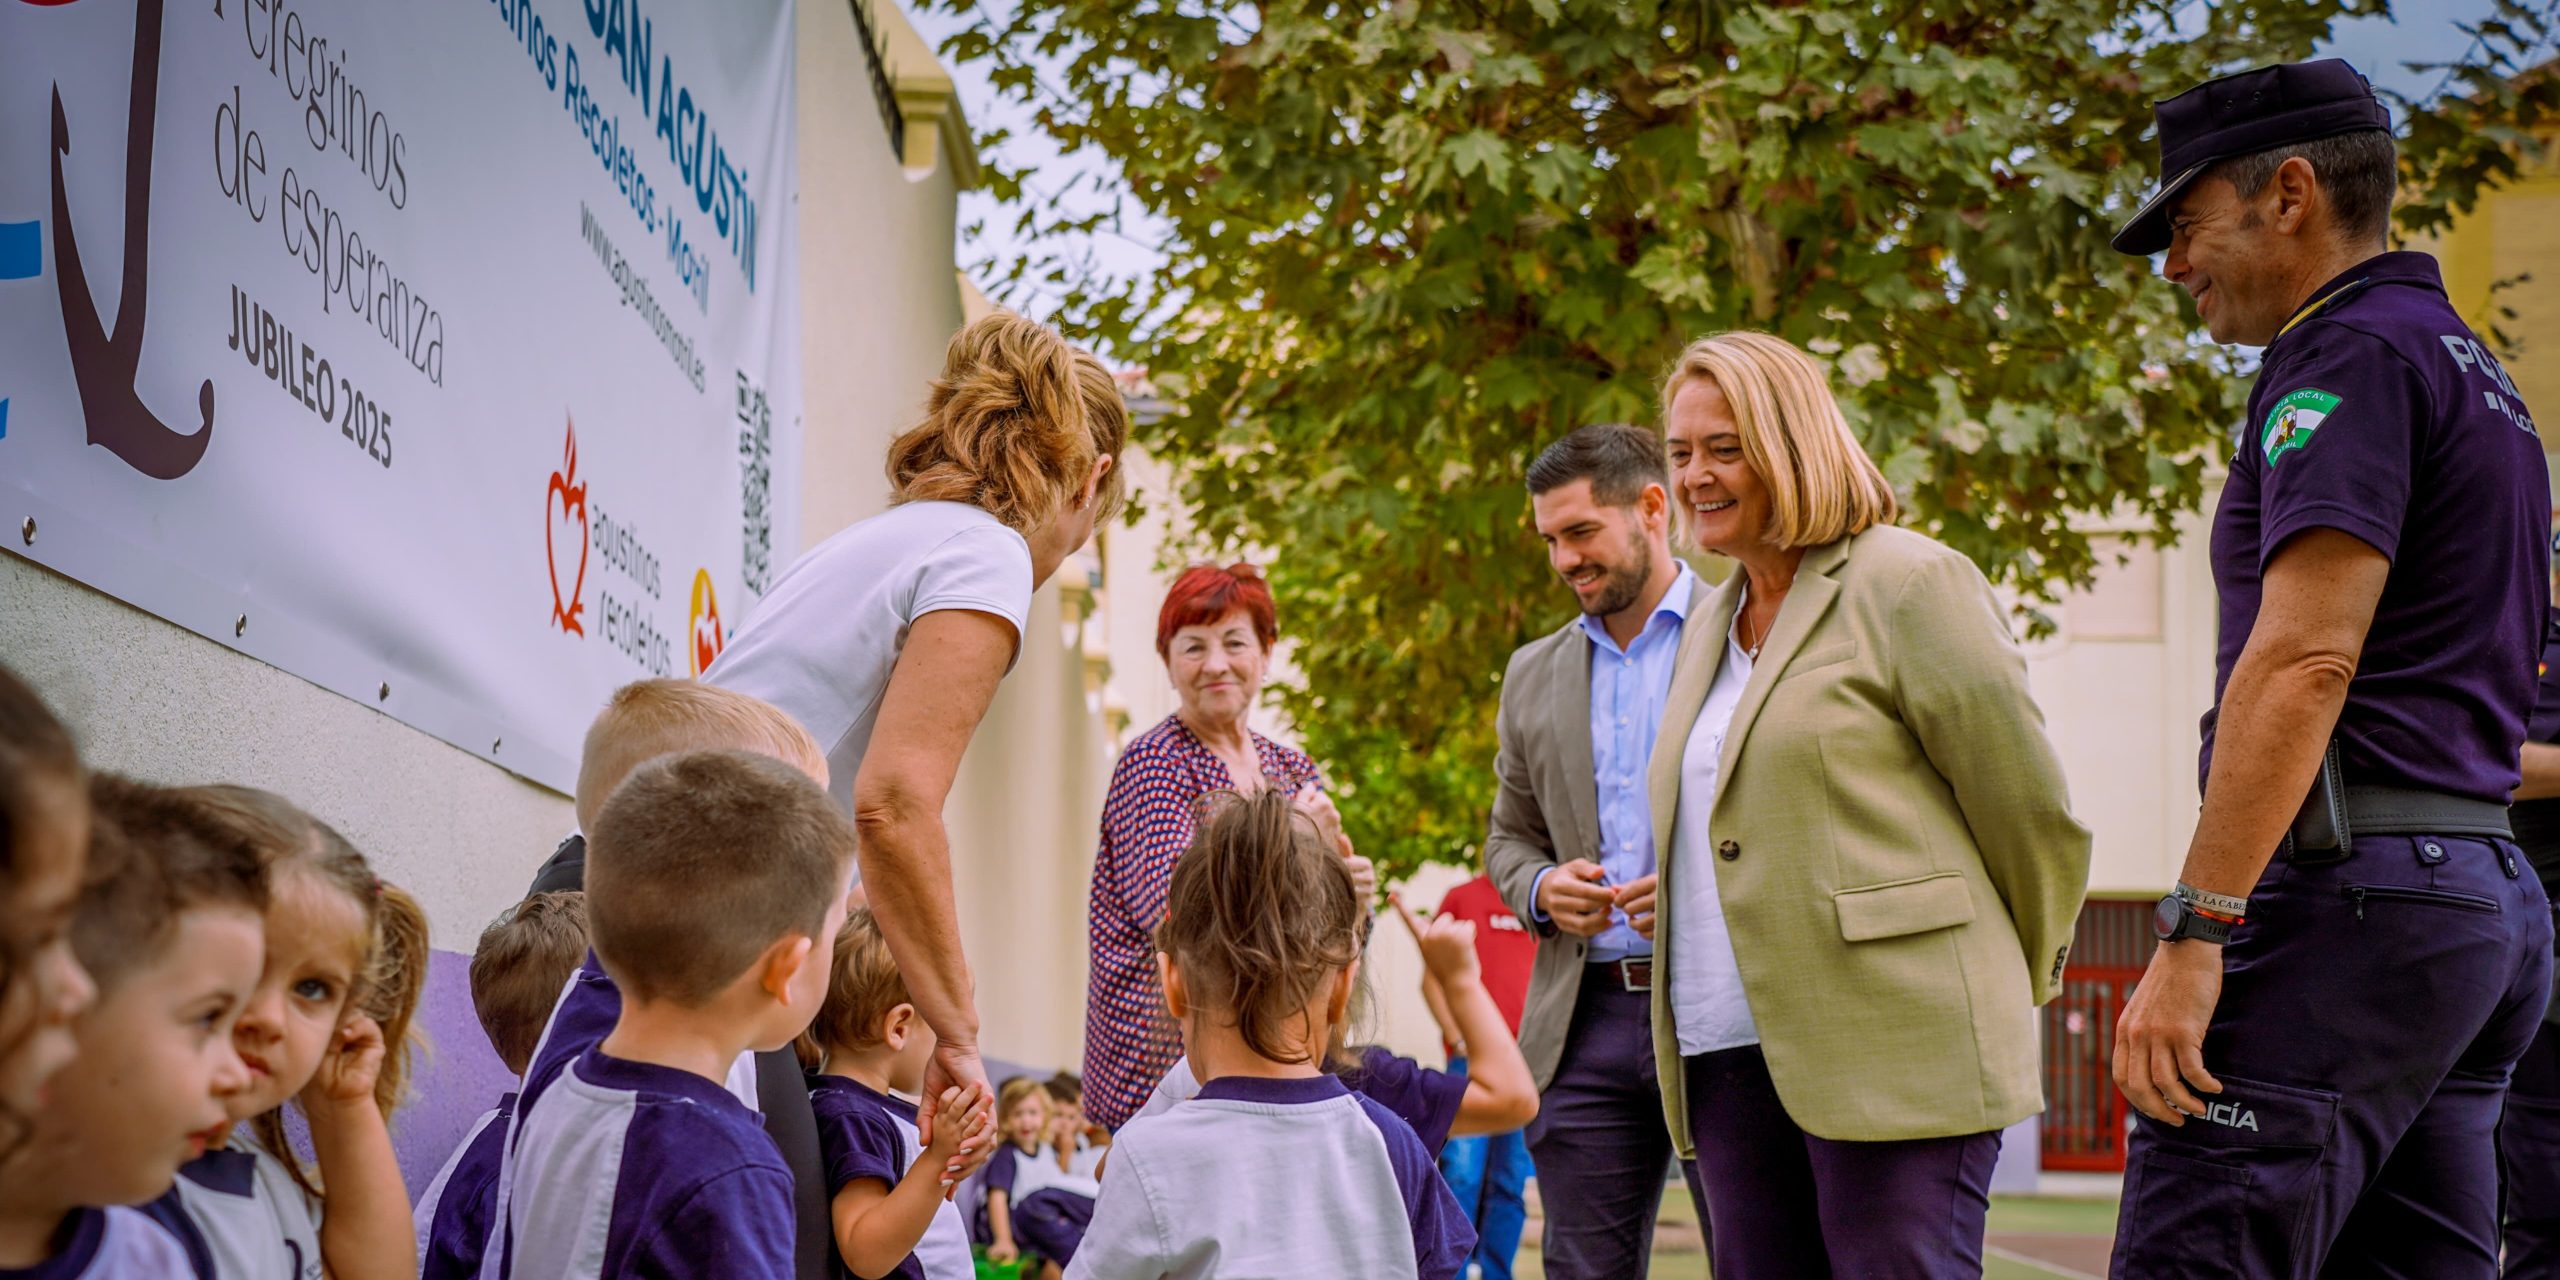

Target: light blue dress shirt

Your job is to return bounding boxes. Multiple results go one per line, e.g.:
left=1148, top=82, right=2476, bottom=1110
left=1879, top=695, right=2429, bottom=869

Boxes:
left=1533, top=564, right=1697, bottom=964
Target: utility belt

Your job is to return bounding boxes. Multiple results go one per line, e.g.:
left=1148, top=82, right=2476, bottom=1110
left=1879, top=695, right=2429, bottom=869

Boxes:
left=2284, top=739, right=2512, bottom=865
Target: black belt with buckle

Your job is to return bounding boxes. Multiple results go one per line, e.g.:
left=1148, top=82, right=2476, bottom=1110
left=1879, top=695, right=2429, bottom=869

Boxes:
left=1587, top=958, right=1652, bottom=992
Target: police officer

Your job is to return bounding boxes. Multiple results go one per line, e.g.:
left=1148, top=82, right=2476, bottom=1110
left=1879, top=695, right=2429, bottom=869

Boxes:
left=2107, top=60, right=2551, bottom=1277
left=2504, top=601, right=2560, bottom=1277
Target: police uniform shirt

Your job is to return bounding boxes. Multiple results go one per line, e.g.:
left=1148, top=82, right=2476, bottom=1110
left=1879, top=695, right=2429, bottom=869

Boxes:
left=2202, top=251, right=2548, bottom=802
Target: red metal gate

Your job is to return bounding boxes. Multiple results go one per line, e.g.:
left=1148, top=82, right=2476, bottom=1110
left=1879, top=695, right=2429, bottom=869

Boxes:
left=2041, top=898, right=2157, bottom=1172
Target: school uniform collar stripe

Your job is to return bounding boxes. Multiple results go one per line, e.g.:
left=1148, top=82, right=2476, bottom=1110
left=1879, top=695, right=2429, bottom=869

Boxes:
left=1192, top=1073, right=1349, bottom=1106
left=178, top=1147, right=262, bottom=1198
left=570, top=1047, right=745, bottom=1109
left=808, top=1072, right=918, bottom=1124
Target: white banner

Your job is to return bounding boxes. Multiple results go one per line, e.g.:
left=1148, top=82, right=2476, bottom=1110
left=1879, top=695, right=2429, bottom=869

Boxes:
left=0, top=0, right=803, bottom=792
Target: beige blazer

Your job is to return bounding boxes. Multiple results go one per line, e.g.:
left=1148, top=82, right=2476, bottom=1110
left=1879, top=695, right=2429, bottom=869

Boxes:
left=1646, top=525, right=2091, bottom=1150
left=1485, top=575, right=1710, bottom=1091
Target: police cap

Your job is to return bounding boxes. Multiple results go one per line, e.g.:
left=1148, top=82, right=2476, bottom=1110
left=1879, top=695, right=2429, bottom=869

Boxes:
left=2111, top=59, right=2392, bottom=256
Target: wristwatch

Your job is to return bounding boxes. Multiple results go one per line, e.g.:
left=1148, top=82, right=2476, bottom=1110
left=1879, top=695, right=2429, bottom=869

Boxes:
left=2153, top=893, right=2236, bottom=945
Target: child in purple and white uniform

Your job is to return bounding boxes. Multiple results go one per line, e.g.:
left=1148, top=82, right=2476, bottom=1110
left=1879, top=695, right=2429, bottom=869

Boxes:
left=149, top=788, right=430, bottom=1280
left=1132, top=896, right=1539, bottom=1159
left=798, top=905, right=990, bottom=1280
left=414, top=891, right=587, bottom=1280
left=983, top=1079, right=1099, bottom=1269
left=503, top=751, right=856, bottom=1280
left=0, top=776, right=270, bottom=1279
left=1067, top=791, right=1473, bottom=1280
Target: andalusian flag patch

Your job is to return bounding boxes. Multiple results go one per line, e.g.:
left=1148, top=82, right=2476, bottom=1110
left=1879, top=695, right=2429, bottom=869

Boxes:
left=2262, top=389, right=2341, bottom=467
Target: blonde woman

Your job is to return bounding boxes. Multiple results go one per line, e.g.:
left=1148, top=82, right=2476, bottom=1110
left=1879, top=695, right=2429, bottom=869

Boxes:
left=711, top=310, right=1127, bottom=1113
left=1641, top=332, right=2089, bottom=1277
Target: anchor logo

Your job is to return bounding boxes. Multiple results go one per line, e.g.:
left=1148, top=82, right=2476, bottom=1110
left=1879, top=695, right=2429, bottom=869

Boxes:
left=49, top=0, right=217, bottom=479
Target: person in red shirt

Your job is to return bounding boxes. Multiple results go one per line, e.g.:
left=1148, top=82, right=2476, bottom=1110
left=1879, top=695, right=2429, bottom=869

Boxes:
left=1429, top=874, right=1538, bottom=1280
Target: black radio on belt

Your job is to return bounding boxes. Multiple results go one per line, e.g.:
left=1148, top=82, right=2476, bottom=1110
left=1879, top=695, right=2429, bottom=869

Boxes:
left=2282, top=737, right=2513, bottom=865
left=2283, top=739, right=2353, bottom=864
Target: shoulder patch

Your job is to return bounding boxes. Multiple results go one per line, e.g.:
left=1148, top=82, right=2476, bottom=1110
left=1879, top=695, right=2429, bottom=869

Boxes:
left=2262, top=388, right=2341, bottom=467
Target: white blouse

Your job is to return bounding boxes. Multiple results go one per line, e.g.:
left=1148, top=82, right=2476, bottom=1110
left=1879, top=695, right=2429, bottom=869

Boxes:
left=1668, top=615, right=1760, bottom=1057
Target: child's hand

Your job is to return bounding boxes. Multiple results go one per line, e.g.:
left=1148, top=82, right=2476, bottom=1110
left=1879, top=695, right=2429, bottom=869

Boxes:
left=301, top=1014, right=386, bottom=1112
left=920, top=1083, right=993, bottom=1196
left=1393, top=895, right=1481, bottom=987
left=921, top=1086, right=980, bottom=1166
left=987, top=1242, right=1020, bottom=1265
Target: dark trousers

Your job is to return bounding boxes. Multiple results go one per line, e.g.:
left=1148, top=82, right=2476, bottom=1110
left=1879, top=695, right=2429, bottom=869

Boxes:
left=2111, top=834, right=2552, bottom=1280
left=1013, top=1189, right=1094, bottom=1264
left=1524, top=968, right=1710, bottom=1280
left=2502, top=1008, right=2560, bottom=1275
left=1683, top=1044, right=2000, bottom=1279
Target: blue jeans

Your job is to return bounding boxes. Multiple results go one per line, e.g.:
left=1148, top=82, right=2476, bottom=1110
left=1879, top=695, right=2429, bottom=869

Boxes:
left=1440, top=1055, right=1530, bottom=1280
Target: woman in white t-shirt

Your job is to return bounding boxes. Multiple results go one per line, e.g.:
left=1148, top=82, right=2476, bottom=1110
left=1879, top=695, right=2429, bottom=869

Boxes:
left=709, top=310, right=1127, bottom=1113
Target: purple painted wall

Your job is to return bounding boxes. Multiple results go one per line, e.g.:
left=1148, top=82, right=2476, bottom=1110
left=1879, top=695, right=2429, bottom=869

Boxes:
left=393, top=948, right=515, bottom=1202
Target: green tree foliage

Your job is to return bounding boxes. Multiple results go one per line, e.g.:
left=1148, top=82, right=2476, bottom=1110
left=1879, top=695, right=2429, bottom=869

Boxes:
left=938, top=0, right=2560, bottom=877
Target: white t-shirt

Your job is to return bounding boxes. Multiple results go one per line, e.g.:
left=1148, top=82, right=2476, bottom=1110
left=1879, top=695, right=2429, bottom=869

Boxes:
left=166, top=1131, right=324, bottom=1280
left=1669, top=624, right=1760, bottom=1057
left=1063, top=1074, right=1472, bottom=1280
left=23, top=1207, right=195, bottom=1280
left=706, top=501, right=1034, bottom=813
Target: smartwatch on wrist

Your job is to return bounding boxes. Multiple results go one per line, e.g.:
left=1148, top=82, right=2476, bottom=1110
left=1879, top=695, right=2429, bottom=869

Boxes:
left=2154, top=893, right=2237, bottom=945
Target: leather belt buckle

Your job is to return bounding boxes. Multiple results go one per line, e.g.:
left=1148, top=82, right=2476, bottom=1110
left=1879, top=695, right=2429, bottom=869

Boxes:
left=1618, top=959, right=1652, bottom=992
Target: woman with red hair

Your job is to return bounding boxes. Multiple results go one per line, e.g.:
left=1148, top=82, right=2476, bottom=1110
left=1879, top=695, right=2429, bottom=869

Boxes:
left=1079, top=563, right=1372, bottom=1129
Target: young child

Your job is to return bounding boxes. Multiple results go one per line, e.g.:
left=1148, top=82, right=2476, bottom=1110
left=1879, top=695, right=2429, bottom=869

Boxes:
left=1066, top=790, right=1473, bottom=1280
left=1043, top=1073, right=1107, bottom=1179
left=0, top=666, right=96, bottom=1137
left=0, top=774, right=269, bottom=1277
left=413, top=890, right=589, bottom=1280
left=506, top=749, right=857, bottom=1278
left=981, top=1078, right=1099, bottom=1272
left=797, top=905, right=990, bottom=1280
left=154, top=786, right=430, bottom=1280
left=1130, top=896, right=1539, bottom=1157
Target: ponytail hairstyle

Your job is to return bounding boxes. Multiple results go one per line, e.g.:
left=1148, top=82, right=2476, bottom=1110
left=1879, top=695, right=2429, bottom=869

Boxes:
left=1155, top=789, right=1366, bottom=1067
left=1068, top=348, right=1132, bottom=524
left=194, top=786, right=431, bottom=1200
left=887, top=311, right=1126, bottom=533
left=0, top=665, right=84, bottom=1154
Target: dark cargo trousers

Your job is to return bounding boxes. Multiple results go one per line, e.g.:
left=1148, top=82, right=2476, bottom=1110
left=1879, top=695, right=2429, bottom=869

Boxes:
left=2110, top=834, right=2551, bottom=1279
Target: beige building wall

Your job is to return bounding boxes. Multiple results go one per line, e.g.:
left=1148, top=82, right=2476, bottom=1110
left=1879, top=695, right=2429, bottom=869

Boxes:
left=2024, top=494, right=2222, bottom=898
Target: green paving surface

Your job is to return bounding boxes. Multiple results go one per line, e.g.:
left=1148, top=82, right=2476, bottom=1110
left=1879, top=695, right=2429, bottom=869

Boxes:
left=1508, top=1189, right=2120, bottom=1279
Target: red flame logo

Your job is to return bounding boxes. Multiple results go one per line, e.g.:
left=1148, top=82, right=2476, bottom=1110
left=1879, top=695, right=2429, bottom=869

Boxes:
left=546, top=420, right=589, bottom=636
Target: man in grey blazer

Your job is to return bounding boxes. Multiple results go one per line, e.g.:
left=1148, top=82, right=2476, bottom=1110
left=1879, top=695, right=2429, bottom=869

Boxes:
left=1487, top=424, right=1709, bottom=1277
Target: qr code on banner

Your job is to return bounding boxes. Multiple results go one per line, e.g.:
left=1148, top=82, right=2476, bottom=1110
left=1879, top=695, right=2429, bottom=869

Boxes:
left=736, top=372, right=774, bottom=597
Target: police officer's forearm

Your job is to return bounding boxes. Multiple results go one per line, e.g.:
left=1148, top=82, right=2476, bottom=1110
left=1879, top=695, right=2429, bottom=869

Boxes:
left=2180, top=529, right=2389, bottom=900
left=2516, top=742, right=2560, bottom=801
left=2183, top=660, right=2350, bottom=898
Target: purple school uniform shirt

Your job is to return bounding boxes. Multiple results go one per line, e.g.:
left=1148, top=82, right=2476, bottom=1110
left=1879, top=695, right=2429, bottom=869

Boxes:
left=507, top=1047, right=794, bottom=1279
left=2202, top=251, right=2547, bottom=803
left=1210, top=1074, right=1474, bottom=1280
left=1340, top=1046, right=1470, bottom=1156
left=806, top=1073, right=968, bottom=1280
left=417, top=1094, right=513, bottom=1280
